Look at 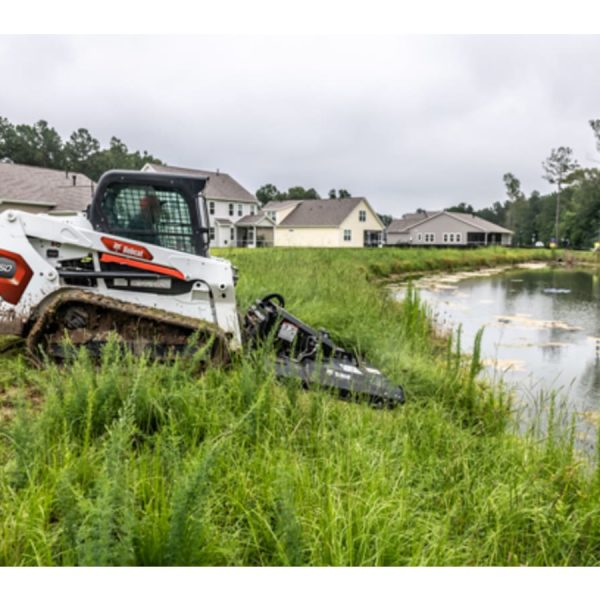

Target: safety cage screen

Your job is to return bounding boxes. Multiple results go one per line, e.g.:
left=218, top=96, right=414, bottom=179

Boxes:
left=101, top=184, right=198, bottom=254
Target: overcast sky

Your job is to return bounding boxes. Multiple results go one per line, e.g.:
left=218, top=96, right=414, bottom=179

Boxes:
left=1, top=34, right=600, bottom=216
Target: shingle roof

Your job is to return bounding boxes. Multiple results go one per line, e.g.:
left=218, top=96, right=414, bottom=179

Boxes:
left=387, top=213, right=431, bottom=233
left=448, top=212, right=513, bottom=234
left=144, top=163, right=257, bottom=204
left=0, top=163, right=95, bottom=212
left=261, top=200, right=304, bottom=212
left=235, top=212, right=275, bottom=226
left=279, top=197, right=365, bottom=227
left=387, top=211, right=513, bottom=235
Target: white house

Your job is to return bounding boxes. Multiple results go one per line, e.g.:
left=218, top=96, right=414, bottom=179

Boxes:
left=142, top=163, right=267, bottom=248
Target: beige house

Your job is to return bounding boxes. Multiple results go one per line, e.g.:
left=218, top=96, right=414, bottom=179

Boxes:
left=0, top=162, right=95, bottom=214
left=273, top=197, right=384, bottom=247
left=386, top=211, right=513, bottom=247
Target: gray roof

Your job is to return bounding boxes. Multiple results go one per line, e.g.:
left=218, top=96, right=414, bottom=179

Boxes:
left=144, top=163, right=257, bottom=204
left=235, top=212, right=275, bottom=226
left=0, top=162, right=95, bottom=212
left=387, top=211, right=513, bottom=235
left=387, top=212, right=431, bottom=233
left=448, top=212, right=513, bottom=234
left=214, top=218, right=234, bottom=225
left=279, top=197, right=365, bottom=227
left=262, top=199, right=304, bottom=212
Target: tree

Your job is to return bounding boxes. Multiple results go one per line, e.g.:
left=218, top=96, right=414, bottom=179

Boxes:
left=590, top=119, right=600, bottom=153
left=32, top=120, right=64, bottom=167
left=64, top=128, right=100, bottom=172
left=377, top=213, right=392, bottom=227
left=501, top=173, right=529, bottom=245
left=503, top=173, right=525, bottom=203
left=256, top=184, right=283, bottom=205
left=445, top=202, right=474, bottom=214
left=286, top=186, right=320, bottom=200
left=0, top=117, right=64, bottom=168
left=328, top=188, right=352, bottom=199
left=542, top=147, right=579, bottom=244
left=0, top=116, right=163, bottom=182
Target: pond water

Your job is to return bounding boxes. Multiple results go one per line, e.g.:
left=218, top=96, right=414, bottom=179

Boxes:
left=396, top=266, right=600, bottom=449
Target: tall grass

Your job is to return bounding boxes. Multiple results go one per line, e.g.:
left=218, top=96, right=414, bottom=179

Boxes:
left=2, top=246, right=600, bottom=565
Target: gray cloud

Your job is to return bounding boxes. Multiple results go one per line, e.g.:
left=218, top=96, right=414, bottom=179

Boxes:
left=1, top=35, right=599, bottom=216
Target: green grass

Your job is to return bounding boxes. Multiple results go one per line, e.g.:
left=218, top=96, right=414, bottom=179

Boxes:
left=2, top=246, right=600, bottom=565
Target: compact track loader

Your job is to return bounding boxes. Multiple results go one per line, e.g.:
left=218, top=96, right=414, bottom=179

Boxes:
left=0, top=170, right=403, bottom=407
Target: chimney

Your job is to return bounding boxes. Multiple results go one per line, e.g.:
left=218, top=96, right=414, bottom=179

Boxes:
left=72, top=175, right=77, bottom=187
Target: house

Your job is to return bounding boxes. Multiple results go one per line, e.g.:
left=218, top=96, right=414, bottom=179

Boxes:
left=142, top=163, right=266, bottom=247
left=235, top=212, right=276, bottom=248
left=386, top=211, right=513, bottom=246
left=0, top=162, right=95, bottom=214
left=262, top=200, right=304, bottom=225
left=273, top=197, right=384, bottom=247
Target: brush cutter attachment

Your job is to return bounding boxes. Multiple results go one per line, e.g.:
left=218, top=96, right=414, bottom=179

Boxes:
left=243, top=294, right=404, bottom=408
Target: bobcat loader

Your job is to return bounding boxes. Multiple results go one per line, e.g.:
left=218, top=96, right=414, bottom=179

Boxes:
left=0, top=170, right=403, bottom=407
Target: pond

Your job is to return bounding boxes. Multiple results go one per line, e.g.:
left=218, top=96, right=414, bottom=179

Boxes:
left=396, top=265, right=600, bottom=450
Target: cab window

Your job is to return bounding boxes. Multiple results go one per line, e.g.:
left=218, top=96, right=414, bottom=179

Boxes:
left=101, top=184, right=196, bottom=254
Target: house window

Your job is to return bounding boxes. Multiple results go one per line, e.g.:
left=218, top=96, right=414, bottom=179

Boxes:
left=228, top=203, right=234, bottom=217
left=230, top=227, right=234, bottom=241
left=449, top=233, right=455, bottom=243
left=250, top=205, right=256, bottom=216
left=209, top=227, right=215, bottom=241
left=238, top=204, right=243, bottom=217
left=268, top=211, right=276, bottom=221
left=443, top=233, right=448, bottom=243
left=209, top=201, right=215, bottom=215
left=417, top=233, right=423, bottom=242
left=424, top=233, right=435, bottom=243
left=359, top=210, right=366, bottom=222
left=456, top=233, right=461, bottom=243
left=344, top=229, right=352, bottom=241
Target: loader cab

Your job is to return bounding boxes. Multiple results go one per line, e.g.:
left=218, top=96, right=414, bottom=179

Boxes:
left=89, top=170, right=210, bottom=256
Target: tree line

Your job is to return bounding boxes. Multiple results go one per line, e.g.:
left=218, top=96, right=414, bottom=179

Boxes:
left=4, top=115, right=599, bottom=247
left=0, top=116, right=163, bottom=182
left=255, top=183, right=353, bottom=204
left=446, top=119, right=600, bottom=249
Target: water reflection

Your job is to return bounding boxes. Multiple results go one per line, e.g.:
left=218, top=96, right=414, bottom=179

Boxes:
left=398, top=267, right=600, bottom=446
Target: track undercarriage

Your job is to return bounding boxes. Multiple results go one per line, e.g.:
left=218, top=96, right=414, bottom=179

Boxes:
left=22, top=289, right=231, bottom=366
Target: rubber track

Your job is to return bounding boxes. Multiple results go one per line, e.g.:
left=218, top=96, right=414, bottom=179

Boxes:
left=25, top=288, right=231, bottom=365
